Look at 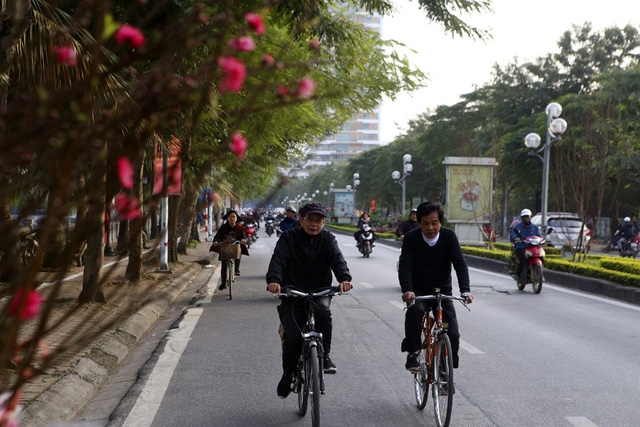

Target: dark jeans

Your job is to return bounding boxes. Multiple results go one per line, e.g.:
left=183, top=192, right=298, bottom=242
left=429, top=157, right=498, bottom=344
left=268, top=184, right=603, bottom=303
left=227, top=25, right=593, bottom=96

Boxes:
left=219, top=257, right=241, bottom=285
left=402, top=298, right=461, bottom=368
left=277, top=296, right=332, bottom=375
left=515, top=247, right=526, bottom=275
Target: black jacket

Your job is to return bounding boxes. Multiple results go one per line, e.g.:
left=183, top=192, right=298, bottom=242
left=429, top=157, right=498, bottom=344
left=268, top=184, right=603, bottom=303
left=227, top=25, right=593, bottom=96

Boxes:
left=398, top=227, right=470, bottom=295
left=266, top=227, right=351, bottom=292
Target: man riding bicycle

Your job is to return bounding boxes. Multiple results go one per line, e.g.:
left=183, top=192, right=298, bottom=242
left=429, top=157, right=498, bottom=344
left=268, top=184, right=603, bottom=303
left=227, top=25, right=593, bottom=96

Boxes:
left=266, top=203, right=352, bottom=399
left=398, top=202, right=473, bottom=372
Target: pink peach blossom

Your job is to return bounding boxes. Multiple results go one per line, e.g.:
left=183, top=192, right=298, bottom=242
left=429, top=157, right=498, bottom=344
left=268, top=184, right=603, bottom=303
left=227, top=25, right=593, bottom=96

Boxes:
left=116, top=157, right=134, bottom=190
left=218, top=57, right=246, bottom=93
left=114, top=193, right=140, bottom=221
left=228, top=36, right=256, bottom=52
left=309, top=38, right=320, bottom=50
left=245, top=13, right=266, bottom=35
left=230, top=132, right=248, bottom=160
left=297, top=77, right=315, bottom=99
left=53, top=46, right=77, bottom=66
left=261, top=54, right=275, bottom=66
left=9, top=289, right=43, bottom=320
left=114, top=25, right=145, bottom=48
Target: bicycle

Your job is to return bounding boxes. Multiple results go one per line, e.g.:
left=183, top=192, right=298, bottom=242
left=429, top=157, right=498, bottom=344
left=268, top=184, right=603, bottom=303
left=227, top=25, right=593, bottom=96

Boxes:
left=408, top=290, right=470, bottom=427
left=219, top=241, right=241, bottom=300
left=278, top=286, right=343, bottom=427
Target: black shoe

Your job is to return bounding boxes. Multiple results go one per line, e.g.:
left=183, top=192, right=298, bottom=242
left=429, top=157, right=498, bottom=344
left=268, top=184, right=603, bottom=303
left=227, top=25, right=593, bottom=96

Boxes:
left=277, top=373, right=293, bottom=398
left=405, top=352, right=420, bottom=370
left=235, top=271, right=241, bottom=276
left=218, top=282, right=226, bottom=291
left=324, top=355, right=337, bottom=374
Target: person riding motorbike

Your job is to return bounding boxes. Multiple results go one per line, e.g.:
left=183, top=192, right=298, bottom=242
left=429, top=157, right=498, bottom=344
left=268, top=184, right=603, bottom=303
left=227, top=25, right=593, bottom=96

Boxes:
left=395, top=208, right=419, bottom=240
left=354, top=212, right=376, bottom=247
left=617, top=216, right=637, bottom=253
left=509, top=209, right=541, bottom=281
left=277, top=206, right=298, bottom=236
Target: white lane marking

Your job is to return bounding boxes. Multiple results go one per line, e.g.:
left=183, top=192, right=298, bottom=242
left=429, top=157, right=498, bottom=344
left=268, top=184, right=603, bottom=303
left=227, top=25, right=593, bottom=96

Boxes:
left=469, top=267, right=640, bottom=312
left=389, top=300, right=406, bottom=310
left=460, top=339, right=484, bottom=354
left=359, top=281, right=374, bottom=288
left=205, top=267, right=221, bottom=300
left=122, top=307, right=203, bottom=427
left=565, top=416, right=599, bottom=427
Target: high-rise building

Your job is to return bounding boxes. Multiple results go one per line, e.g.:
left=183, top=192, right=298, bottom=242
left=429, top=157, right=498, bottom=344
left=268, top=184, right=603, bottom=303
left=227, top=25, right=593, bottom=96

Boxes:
left=306, top=5, right=382, bottom=168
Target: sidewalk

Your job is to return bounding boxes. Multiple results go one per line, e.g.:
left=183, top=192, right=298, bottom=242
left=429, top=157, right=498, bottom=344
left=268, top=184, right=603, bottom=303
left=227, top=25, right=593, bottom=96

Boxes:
left=16, top=238, right=218, bottom=426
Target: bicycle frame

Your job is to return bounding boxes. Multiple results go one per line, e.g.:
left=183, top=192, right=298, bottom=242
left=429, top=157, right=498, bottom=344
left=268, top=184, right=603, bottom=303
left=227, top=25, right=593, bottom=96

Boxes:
left=409, top=290, right=469, bottom=427
left=279, top=286, right=341, bottom=427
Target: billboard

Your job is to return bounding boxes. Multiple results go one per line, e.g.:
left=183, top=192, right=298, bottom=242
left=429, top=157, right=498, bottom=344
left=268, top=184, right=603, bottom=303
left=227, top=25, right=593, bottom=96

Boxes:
left=333, top=190, right=355, bottom=219
left=443, top=157, right=497, bottom=223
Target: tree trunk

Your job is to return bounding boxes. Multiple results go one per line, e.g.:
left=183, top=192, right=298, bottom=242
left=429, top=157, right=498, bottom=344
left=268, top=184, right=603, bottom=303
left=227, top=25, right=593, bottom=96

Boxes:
left=78, top=142, right=107, bottom=303
left=116, top=220, right=130, bottom=254
left=177, top=189, right=198, bottom=255
left=125, top=152, right=145, bottom=281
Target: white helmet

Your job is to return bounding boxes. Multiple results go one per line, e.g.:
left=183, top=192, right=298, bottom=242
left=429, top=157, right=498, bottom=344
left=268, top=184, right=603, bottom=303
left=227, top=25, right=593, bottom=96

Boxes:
left=520, top=209, right=532, bottom=217
left=624, top=216, right=631, bottom=222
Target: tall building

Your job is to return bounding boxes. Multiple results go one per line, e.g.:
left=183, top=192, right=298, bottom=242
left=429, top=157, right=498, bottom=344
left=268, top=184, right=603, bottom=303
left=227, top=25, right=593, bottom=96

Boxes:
left=306, top=6, right=382, bottom=168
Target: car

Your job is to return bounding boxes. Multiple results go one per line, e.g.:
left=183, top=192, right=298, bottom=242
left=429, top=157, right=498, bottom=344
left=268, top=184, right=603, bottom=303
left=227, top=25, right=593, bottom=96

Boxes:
left=19, top=217, right=40, bottom=231
left=530, top=212, right=590, bottom=249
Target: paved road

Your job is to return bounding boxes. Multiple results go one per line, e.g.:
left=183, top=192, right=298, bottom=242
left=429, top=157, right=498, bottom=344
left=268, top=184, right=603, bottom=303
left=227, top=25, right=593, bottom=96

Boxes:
left=74, top=229, right=640, bottom=426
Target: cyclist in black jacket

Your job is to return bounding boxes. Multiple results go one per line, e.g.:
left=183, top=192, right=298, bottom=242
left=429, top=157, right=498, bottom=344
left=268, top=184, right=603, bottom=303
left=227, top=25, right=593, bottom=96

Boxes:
left=398, top=202, right=474, bottom=371
left=266, top=203, right=352, bottom=399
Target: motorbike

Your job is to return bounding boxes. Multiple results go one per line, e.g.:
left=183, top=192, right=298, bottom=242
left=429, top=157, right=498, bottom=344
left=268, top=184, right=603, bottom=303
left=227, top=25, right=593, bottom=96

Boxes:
left=357, top=223, right=375, bottom=258
left=618, top=235, right=639, bottom=258
left=509, top=235, right=545, bottom=294
left=244, top=223, right=257, bottom=247
left=265, top=219, right=275, bottom=237
left=19, top=230, right=39, bottom=265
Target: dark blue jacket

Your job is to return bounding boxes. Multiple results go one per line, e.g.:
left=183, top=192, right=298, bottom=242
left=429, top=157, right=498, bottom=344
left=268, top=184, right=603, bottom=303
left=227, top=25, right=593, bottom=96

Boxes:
left=510, top=221, right=541, bottom=250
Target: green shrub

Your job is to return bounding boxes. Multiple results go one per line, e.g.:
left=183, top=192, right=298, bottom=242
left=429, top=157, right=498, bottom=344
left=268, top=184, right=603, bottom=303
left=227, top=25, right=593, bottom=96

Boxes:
left=599, top=258, right=640, bottom=276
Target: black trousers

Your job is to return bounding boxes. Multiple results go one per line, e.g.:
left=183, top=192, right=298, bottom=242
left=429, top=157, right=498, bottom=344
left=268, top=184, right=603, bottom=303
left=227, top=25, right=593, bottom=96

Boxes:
left=220, top=257, right=241, bottom=285
left=402, top=298, right=461, bottom=368
left=277, top=296, right=332, bottom=375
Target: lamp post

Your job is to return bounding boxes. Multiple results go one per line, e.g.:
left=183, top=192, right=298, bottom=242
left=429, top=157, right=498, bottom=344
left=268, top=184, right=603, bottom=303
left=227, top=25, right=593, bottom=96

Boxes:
left=524, top=102, right=568, bottom=238
left=392, top=154, right=413, bottom=216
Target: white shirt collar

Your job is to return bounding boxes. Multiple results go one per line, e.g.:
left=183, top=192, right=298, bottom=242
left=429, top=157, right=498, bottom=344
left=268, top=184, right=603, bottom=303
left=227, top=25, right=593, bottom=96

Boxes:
left=422, top=232, right=440, bottom=246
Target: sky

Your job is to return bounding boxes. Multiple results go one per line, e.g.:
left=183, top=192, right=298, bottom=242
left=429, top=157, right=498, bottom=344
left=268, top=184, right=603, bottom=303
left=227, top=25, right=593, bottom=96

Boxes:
left=379, top=0, right=640, bottom=143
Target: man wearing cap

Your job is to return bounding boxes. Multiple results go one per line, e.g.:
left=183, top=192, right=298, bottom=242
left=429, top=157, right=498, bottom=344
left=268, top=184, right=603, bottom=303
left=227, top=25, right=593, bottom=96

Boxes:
left=396, top=208, right=419, bottom=240
left=510, top=208, right=541, bottom=281
left=266, top=203, right=353, bottom=399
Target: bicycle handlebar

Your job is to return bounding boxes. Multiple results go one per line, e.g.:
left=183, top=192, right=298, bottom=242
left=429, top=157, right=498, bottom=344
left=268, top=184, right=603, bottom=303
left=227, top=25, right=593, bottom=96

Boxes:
left=272, top=286, right=344, bottom=297
left=409, top=293, right=471, bottom=311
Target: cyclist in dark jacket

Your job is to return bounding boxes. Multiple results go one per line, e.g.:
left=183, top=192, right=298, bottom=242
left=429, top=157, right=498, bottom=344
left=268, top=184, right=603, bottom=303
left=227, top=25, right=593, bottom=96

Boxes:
left=398, top=202, right=473, bottom=371
left=395, top=208, right=419, bottom=240
left=266, top=203, right=352, bottom=399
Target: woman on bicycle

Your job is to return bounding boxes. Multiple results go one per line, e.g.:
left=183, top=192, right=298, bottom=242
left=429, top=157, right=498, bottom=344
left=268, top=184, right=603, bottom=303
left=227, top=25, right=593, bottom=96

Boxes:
left=210, top=210, right=246, bottom=290
left=266, top=203, right=352, bottom=399
left=398, top=202, right=474, bottom=371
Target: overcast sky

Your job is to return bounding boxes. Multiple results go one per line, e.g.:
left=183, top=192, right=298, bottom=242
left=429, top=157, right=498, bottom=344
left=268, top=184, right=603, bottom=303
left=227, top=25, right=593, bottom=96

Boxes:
left=379, top=0, right=640, bottom=143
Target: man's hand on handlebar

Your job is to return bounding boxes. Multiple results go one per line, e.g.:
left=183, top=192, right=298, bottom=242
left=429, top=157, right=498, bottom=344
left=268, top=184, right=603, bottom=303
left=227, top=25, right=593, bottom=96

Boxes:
left=402, top=291, right=415, bottom=304
left=339, top=281, right=352, bottom=294
left=462, top=292, right=474, bottom=303
left=267, top=283, right=281, bottom=294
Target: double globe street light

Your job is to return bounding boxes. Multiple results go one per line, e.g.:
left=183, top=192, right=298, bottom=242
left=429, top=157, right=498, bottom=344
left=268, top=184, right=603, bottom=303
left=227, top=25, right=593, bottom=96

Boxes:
left=524, top=102, right=568, bottom=238
left=392, top=154, right=413, bottom=216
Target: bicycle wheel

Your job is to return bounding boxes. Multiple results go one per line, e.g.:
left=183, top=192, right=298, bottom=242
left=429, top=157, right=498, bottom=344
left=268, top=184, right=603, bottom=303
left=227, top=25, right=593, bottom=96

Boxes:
left=433, top=334, right=453, bottom=427
left=297, top=357, right=308, bottom=416
left=413, top=349, right=428, bottom=409
left=309, top=345, right=321, bottom=427
left=227, top=260, right=234, bottom=300
left=531, top=264, right=543, bottom=294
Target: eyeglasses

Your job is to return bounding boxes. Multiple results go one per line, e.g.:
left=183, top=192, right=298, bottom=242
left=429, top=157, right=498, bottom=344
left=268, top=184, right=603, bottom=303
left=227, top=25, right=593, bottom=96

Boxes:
left=304, top=217, right=325, bottom=224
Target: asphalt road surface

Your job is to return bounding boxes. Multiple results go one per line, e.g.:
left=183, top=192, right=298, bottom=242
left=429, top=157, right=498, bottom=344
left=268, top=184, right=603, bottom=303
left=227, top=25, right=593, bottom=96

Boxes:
left=75, top=228, right=640, bottom=427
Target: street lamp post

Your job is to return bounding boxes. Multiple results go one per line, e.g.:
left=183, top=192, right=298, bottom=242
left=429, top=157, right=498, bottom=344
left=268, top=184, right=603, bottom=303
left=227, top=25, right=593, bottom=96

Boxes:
left=391, top=154, right=413, bottom=216
left=353, top=172, right=360, bottom=210
left=524, top=102, right=568, bottom=238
